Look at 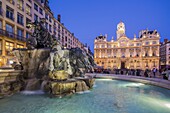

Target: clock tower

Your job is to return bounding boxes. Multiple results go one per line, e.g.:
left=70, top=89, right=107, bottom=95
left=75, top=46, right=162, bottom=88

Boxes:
left=116, top=21, right=126, bottom=39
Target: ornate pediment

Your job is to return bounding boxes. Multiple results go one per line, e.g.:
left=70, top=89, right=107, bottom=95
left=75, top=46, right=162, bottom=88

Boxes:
left=117, top=37, right=130, bottom=47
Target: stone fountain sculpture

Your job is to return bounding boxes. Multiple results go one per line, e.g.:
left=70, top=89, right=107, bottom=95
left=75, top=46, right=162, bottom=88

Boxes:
left=13, top=19, right=95, bottom=97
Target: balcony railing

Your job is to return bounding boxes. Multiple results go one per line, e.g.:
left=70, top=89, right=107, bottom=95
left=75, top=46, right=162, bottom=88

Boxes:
left=7, top=0, right=15, bottom=5
left=0, top=29, right=26, bottom=42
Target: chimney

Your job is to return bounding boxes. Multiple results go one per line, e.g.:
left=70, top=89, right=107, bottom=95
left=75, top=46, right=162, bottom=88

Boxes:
left=164, top=38, right=168, bottom=43
left=58, top=14, right=61, bottom=22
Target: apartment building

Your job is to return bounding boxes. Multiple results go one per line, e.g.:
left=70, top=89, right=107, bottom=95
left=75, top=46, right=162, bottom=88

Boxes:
left=160, top=39, right=170, bottom=70
left=0, top=0, right=84, bottom=67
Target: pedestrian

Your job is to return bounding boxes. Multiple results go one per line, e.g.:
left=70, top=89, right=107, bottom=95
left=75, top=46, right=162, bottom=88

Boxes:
left=152, top=68, right=157, bottom=78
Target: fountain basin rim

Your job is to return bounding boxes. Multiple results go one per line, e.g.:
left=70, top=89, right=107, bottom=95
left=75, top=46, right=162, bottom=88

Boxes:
left=87, top=74, right=170, bottom=90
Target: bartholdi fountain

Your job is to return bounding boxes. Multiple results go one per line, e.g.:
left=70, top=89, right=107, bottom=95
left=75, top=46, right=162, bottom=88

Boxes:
left=13, top=19, right=95, bottom=97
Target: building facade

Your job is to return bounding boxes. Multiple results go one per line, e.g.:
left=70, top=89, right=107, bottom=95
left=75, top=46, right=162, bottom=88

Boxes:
left=0, top=0, right=84, bottom=66
left=160, top=39, right=170, bottom=69
left=94, top=22, right=160, bottom=70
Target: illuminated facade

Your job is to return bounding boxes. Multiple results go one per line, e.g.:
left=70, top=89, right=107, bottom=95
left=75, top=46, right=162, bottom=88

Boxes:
left=94, top=22, right=160, bottom=70
left=0, top=0, right=84, bottom=67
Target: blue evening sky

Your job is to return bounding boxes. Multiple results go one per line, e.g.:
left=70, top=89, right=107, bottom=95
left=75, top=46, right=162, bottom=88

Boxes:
left=49, top=0, right=170, bottom=52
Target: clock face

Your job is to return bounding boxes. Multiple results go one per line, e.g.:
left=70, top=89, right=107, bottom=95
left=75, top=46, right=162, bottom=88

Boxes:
left=119, top=38, right=128, bottom=47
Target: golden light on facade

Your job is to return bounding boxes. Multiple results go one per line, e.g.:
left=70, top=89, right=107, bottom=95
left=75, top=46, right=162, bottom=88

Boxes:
left=94, top=22, right=160, bottom=70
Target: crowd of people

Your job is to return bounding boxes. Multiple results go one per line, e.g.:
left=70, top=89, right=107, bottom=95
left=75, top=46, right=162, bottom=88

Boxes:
left=94, top=67, right=170, bottom=80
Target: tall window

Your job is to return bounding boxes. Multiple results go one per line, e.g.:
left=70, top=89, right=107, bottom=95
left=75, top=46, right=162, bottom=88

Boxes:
left=145, top=42, right=149, bottom=45
left=45, top=13, right=48, bottom=20
left=26, top=32, right=31, bottom=38
left=0, top=2, right=2, bottom=16
left=145, top=52, right=148, bottom=57
left=49, top=25, right=51, bottom=32
left=41, top=0, right=44, bottom=3
left=39, top=8, right=43, bottom=15
left=28, top=0, right=32, bottom=3
left=17, top=13, right=23, bottom=25
left=34, top=3, right=38, bottom=11
left=122, top=53, right=125, bottom=58
left=6, top=24, right=13, bottom=33
left=153, top=41, right=157, bottom=44
left=45, top=22, right=48, bottom=29
left=7, top=0, right=15, bottom=5
left=65, top=36, right=67, bottom=42
left=0, top=40, right=2, bottom=55
left=49, top=17, right=52, bottom=22
left=34, top=14, right=38, bottom=22
left=5, top=41, right=14, bottom=56
left=6, top=6, right=14, bottom=21
left=0, top=21, right=2, bottom=29
left=17, top=28, right=23, bottom=37
left=26, top=18, right=31, bottom=26
left=26, top=4, right=31, bottom=16
left=17, top=0, right=24, bottom=11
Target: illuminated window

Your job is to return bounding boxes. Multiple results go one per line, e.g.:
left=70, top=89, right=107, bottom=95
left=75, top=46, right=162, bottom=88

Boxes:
left=7, top=0, right=15, bottom=5
left=26, top=4, right=31, bottom=16
left=17, top=44, right=24, bottom=48
left=17, top=0, right=24, bottom=11
left=5, top=41, right=14, bottom=56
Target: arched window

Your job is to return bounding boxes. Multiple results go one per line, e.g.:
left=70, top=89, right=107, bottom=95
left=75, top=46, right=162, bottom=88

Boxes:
left=136, top=53, right=139, bottom=57
left=145, top=52, right=148, bottom=57
left=122, top=53, right=125, bottom=58
left=152, top=51, right=156, bottom=56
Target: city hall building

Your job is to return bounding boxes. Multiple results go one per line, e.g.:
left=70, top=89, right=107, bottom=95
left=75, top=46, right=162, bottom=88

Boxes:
left=94, top=22, right=160, bottom=70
